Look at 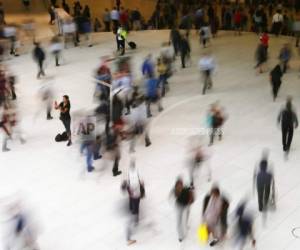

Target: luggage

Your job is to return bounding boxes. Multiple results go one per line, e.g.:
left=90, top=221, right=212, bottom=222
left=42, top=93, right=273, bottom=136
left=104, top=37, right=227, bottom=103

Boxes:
left=128, top=41, right=137, bottom=49
left=55, top=131, right=68, bottom=142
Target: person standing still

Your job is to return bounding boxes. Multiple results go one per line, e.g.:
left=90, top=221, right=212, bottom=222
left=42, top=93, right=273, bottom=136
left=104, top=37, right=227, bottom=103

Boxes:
left=277, top=98, right=298, bottom=156
left=111, top=7, right=119, bottom=33
left=103, top=8, right=111, bottom=32
left=54, top=95, right=72, bottom=146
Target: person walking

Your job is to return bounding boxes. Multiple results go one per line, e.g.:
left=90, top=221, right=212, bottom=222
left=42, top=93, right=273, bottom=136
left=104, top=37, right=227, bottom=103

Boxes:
left=207, top=102, right=226, bottom=146
left=39, top=77, right=54, bottom=120
left=279, top=43, right=292, bottom=73
left=128, top=96, right=151, bottom=152
left=103, top=8, right=111, bottom=32
left=202, top=186, right=224, bottom=247
left=54, top=95, right=72, bottom=146
left=198, top=52, right=216, bottom=95
left=179, top=34, right=190, bottom=69
left=142, top=54, right=155, bottom=79
left=199, top=22, right=211, bottom=48
left=277, top=98, right=298, bottom=156
left=145, top=76, right=163, bottom=117
left=171, top=178, right=194, bottom=242
left=234, top=201, right=256, bottom=250
left=80, top=119, right=95, bottom=173
left=157, top=57, right=168, bottom=97
left=121, top=159, right=145, bottom=245
left=50, top=36, right=63, bottom=67
left=169, top=27, right=181, bottom=57
left=253, top=151, right=275, bottom=212
left=270, top=64, right=283, bottom=101
left=33, top=42, right=46, bottom=79
left=104, top=127, right=122, bottom=176
left=255, top=42, right=268, bottom=74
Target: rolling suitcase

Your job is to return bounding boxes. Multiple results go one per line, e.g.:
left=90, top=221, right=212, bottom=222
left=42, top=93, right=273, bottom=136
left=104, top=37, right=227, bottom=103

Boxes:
left=128, top=41, right=137, bottom=49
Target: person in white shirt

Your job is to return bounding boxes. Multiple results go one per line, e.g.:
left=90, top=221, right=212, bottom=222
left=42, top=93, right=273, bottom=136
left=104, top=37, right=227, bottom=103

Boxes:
left=272, top=10, right=283, bottom=36
left=127, top=96, right=151, bottom=152
left=121, top=159, right=145, bottom=245
left=50, top=35, right=63, bottom=66
left=111, top=7, right=119, bottom=33
left=198, top=52, right=216, bottom=94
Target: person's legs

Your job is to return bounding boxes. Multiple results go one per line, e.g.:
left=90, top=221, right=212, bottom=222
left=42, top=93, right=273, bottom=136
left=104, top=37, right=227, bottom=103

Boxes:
left=257, top=187, right=264, bottom=212
left=112, top=150, right=121, bottom=176
left=263, top=184, right=271, bottom=210
left=86, top=143, right=94, bottom=171
left=146, top=99, right=152, bottom=117
left=176, top=204, right=185, bottom=241
left=37, top=60, right=43, bottom=78
left=46, top=101, right=53, bottom=119
left=181, top=53, right=185, bottom=68
left=54, top=51, right=59, bottom=66
left=120, top=40, right=125, bottom=55
left=209, top=128, right=216, bottom=145
left=130, top=134, right=137, bottom=152
left=145, top=130, right=151, bottom=147
left=62, top=118, right=72, bottom=145
left=282, top=126, right=288, bottom=151
left=286, top=127, right=294, bottom=152
left=202, top=71, right=209, bottom=94
left=2, top=133, right=10, bottom=152
left=157, top=96, right=163, bottom=112
left=203, top=38, right=207, bottom=48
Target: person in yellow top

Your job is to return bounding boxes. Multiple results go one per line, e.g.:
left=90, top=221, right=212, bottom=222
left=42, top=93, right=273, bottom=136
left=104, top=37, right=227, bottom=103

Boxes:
left=116, top=25, right=127, bottom=55
left=157, top=57, right=168, bottom=97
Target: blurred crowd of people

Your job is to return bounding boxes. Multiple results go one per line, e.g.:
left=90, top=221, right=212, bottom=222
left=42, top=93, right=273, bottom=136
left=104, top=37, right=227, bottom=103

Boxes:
left=0, top=0, right=299, bottom=249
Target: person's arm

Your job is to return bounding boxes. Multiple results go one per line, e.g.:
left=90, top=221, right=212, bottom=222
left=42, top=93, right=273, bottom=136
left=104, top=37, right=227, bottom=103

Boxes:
left=54, top=101, right=59, bottom=110
left=277, top=110, right=282, bottom=125
left=294, top=112, right=299, bottom=128
left=202, top=195, right=209, bottom=216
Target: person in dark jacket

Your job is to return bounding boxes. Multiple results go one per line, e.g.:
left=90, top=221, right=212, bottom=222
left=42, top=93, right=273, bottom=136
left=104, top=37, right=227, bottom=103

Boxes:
left=104, top=127, right=122, bottom=176
left=54, top=95, right=72, bottom=146
left=253, top=152, right=274, bottom=212
left=172, top=178, right=194, bottom=242
left=255, top=43, right=267, bottom=74
left=270, top=64, right=283, bottom=101
left=32, top=42, right=46, bottom=79
left=48, top=5, right=56, bottom=25
left=234, top=201, right=256, bottom=249
left=62, top=0, right=70, bottom=14
left=278, top=98, right=298, bottom=155
left=179, top=35, right=190, bottom=69
left=169, top=27, right=181, bottom=57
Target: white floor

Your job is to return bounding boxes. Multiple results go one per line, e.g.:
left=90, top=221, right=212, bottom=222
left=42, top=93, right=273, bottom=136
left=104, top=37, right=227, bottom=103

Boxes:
left=1, top=30, right=300, bottom=250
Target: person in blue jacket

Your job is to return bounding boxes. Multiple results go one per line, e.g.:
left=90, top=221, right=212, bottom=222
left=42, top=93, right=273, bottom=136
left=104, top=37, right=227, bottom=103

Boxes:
left=142, top=54, right=155, bottom=79
left=145, top=77, right=163, bottom=117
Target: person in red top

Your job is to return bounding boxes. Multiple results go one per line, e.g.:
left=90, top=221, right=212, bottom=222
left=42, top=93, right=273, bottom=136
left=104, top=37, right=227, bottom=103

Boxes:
left=234, top=8, right=242, bottom=35
left=119, top=7, right=129, bottom=30
left=260, top=32, right=269, bottom=52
